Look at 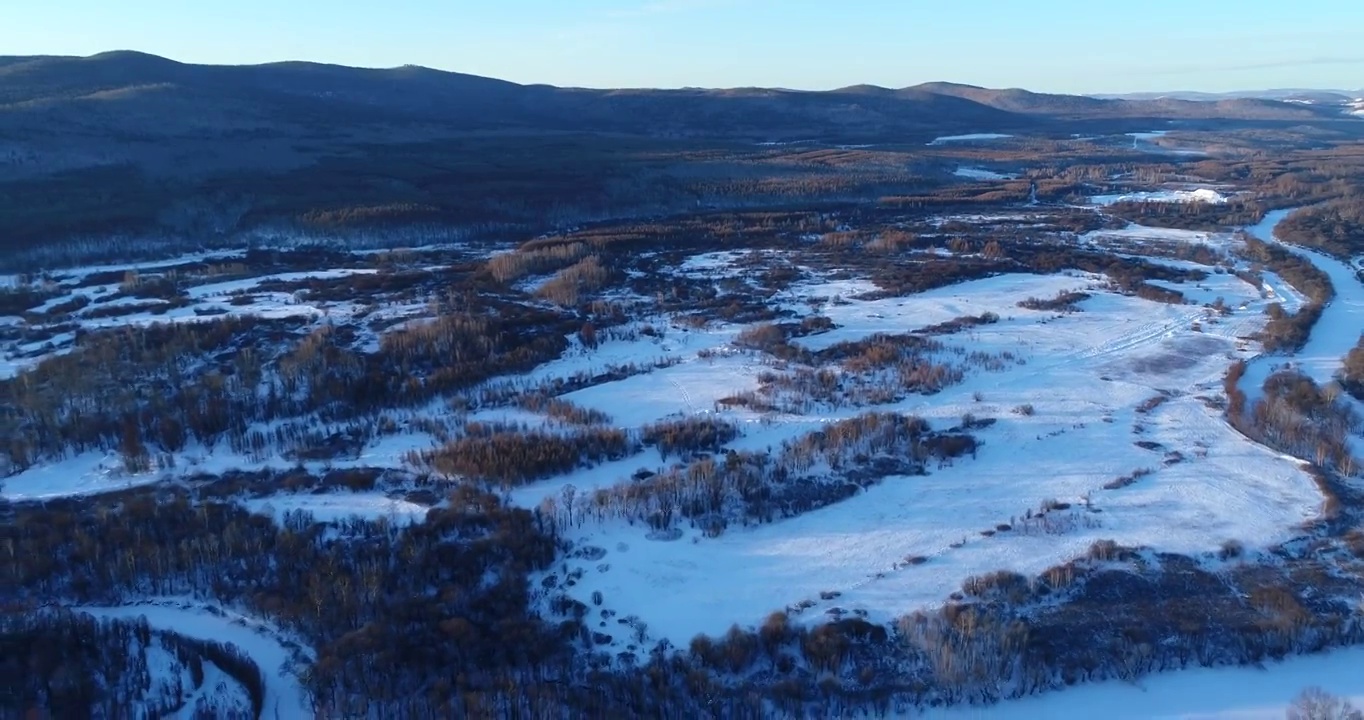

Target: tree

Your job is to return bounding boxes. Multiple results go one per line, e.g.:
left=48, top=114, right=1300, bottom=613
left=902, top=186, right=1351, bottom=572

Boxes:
left=579, top=322, right=598, bottom=349
left=1287, top=688, right=1363, bottom=720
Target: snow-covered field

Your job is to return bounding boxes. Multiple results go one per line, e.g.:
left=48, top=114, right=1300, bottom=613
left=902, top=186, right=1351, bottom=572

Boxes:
left=1127, top=130, right=1208, bottom=156
left=0, top=428, right=440, bottom=502
left=953, top=166, right=1016, bottom=180
left=1081, top=224, right=1238, bottom=251
left=0, top=452, right=165, bottom=500
left=928, top=133, right=1013, bottom=145
left=76, top=599, right=313, bottom=719
left=1091, top=188, right=1229, bottom=206
left=242, top=491, right=431, bottom=526
left=917, top=646, right=1364, bottom=719
left=512, top=234, right=1327, bottom=647
left=784, top=273, right=1090, bottom=351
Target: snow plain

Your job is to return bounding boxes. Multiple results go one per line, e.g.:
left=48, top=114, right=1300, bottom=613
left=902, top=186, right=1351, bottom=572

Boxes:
left=520, top=240, right=1324, bottom=647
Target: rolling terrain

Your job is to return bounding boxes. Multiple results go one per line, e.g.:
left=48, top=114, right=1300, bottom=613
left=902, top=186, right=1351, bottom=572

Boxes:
left=5, top=53, right=1364, bottom=718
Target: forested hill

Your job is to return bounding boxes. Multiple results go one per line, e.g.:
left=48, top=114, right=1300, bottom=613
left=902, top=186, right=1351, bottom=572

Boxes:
left=0, top=51, right=1355, bottom=256
left=0, top=51, right=1338, bottom=145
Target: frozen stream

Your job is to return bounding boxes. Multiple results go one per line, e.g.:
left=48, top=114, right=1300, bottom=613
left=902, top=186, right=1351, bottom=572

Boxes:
left=76, top=600, right=312, bottom=718
left=1240, top=208, right=1364, bottom=401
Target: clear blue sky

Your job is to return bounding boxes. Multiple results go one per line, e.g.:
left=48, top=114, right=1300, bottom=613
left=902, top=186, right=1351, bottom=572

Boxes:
left=5, top=0, right=1363, bottom=93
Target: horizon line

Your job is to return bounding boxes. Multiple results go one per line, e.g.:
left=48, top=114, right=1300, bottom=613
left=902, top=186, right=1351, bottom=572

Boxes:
left=3, top=49, right=1359, bottom=98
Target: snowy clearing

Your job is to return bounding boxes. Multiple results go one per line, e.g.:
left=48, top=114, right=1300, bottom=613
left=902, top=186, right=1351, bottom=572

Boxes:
left=0, top=427, right=439, bottom=502
left=787, top=272, right=1096, bottom=351
left=916, top=645, right=1364, bottom=719
left=1091, top=188, right=1229, bottom=206
left=184, top=268, right=379, bottom=299
left=0, top=451, right=164, bottom=500
left=927, top=133, right=1013, bottom=145
left=241, top=491, right=431, bottom=526
left=1081, top=224, right=1238, bottom=251
left=38, top=250, right=249, bottom=285
left=953, top=166, right=1017, bottom=180
left=1127, top=130, right=1209, bottom=156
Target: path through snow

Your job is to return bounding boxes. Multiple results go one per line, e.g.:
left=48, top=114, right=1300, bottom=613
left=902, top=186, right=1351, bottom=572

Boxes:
left=75, top=599, right=312, bottom=718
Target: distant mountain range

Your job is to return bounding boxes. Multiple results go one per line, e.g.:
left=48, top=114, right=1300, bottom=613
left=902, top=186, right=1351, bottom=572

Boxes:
left=0, top=52, right=1353, bottom=151
left=0, top=52, right=1361, bottom=250
left=1095, top=89, right=1363, bottom=105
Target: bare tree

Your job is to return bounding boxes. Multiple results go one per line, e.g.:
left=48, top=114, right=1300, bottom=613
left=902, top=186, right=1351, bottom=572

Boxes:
left=1287, top=687, right=1363, bottom=720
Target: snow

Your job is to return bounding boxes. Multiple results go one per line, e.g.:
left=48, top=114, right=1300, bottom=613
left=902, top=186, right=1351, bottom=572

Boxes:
left=674, top=249, right=780, bottom=278
left=953, top=166, right=1017, bottom=180
left=503, top=326, right=683, bottom=391
left=1128, top=130, right=1170, bottom=143
left=1127, top=130, right=1208, bottom=156
left=0, top=355, right=43, bottom=380
left=1261, top=272, right=1308, bottom=314
left=1, top=451, right=163, bottom=501
left=76, top=600, right=313, bottom=719
left=1, top=428, right=438, bottom=503
left=43, top=250, right=248, bottom=285
left=519, top=239, right=1320, bottom=647
left=786, top=273, right=1096, bottom=352
left=915, top=645, right=1364, bottom=719
left=928, top=133, right=1013, bottom=145
left=178, top=428, right=435, bottom=477
left=1091, top=188, right=1229, bottom=206
left=242, top=491, right=430, bottom=526
left=930, top=213, right=1038, bottom=227
left=184, top=269, right=379, bottom=299
left=1082, top=225, right=1237, bottom=250
left=137, top=638, right=253, bottom=719
left=174, top=656, right=254, bottom=719
left=0, top=265, right=400, bottom=377
left=564, top=349, right=763, bottom=428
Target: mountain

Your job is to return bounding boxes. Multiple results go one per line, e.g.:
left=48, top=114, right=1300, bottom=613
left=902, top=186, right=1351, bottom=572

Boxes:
left=1095, top=89, right=1356, bottom=103
left=905, top=81, right=1339, bottom=120
left=0, top=52, right=1340, bottom=147
left=907, top=82, right=1112, bottom=115
left=0, top=52, right=1356, bottom=251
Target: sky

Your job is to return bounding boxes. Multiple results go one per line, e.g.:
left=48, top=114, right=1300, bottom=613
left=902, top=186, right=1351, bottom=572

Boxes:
left=4, top=0, right=1364, bottom=93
